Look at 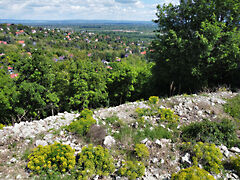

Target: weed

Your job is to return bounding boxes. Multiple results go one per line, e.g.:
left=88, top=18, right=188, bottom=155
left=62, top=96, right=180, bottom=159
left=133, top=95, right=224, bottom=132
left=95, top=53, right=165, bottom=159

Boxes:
left=224, top=94, right=240, bottom=122
left=181, top=119, right=239, bottom=147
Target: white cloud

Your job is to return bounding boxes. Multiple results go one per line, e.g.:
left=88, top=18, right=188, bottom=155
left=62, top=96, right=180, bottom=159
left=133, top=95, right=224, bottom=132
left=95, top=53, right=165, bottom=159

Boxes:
left=0, top=0, right=179, bottom=21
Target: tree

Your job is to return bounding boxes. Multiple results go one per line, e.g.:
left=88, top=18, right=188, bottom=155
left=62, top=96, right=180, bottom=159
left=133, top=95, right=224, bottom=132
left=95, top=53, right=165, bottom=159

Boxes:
left=150, top=0, right=240, bottom=95
left=69, top=58, right=108, bottom=110
left=0, top=69, right=18, bottom=124
left=15, top=50, right=59, bottom=121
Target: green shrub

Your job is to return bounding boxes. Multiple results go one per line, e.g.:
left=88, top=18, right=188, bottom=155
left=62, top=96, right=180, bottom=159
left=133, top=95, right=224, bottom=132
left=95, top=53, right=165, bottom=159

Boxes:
left=181, top=119, right=239, bottom=147
left=76, top=144, right=115, bottom=179
left=119, top=160, right=145, bottom=180
left=193, top=142, right=223, bottom=174
left=224, top=94, right=240, bottom=120
left=135, top=107, right=154, bottom=117
left=134, top=144, right=149, bottom=160
left=0, top=123, right=5, bottom=130
left=171, top=166, right=216, bottom=180
left=65, top=109, right=96, bottom=136
left=230, top=155, right=240, bottom=175
left=157, top=108, right=179, bottom=124
left=80, top=109, right=93, bottom=119
left=27, top=142, right=76, bottom=175
left=149, top=96, right=159, bottom=104
left=136, top=117, right=145, bottom=127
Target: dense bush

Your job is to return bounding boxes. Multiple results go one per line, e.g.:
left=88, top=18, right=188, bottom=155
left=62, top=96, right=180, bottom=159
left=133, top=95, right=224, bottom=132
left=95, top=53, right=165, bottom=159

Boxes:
left=230, top=155, right=240, bottom=176
left=134, top=144, right=149, bottom=160
left=119, top=160, right=145, bottom=180
left=27, top=142, right=75, bottom=174
left=0, top=123, right=5, bottom=130
left=76, top=144, right=115, bottom=179
left=181, top=119, right=239, bottom=147
left=65, top=109, right=96, bottom=136
left=193, top=142, right=223, bottom=174
left=157, top=108, right=179, bottom=124
left=171, top=166, right=215, bottom=180
left=149, top=96, right=159, bottom=104
left=151, top=0, right=240, bottom=95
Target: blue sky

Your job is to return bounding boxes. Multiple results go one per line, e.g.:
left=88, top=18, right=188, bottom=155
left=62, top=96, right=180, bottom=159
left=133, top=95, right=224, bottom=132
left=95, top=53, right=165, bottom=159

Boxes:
left=0, top=0, right=179, bottom=21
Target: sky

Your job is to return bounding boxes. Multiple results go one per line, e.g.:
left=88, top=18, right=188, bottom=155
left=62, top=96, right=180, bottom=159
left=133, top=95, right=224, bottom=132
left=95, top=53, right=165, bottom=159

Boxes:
left=0, top=0, right=179, bottom=21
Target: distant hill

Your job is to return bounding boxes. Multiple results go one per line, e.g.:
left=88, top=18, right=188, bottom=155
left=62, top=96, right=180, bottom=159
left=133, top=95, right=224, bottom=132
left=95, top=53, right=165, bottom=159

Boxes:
left=0, top=19, right=154, bottom=25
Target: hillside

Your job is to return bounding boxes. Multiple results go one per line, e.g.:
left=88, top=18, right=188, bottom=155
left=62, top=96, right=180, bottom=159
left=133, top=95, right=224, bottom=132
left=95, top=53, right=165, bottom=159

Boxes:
left=1, top=90, right=240, bottom=179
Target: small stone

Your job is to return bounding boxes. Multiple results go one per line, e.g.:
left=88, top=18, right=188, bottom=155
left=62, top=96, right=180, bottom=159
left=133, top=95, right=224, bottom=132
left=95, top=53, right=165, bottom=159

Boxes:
left=60, top=131, right=64, bottom=136
left=230, top=147, right=240, bottom=153
left=35, top=140, right=48, bottom=146
left=16, top=175, right=21, bottom=179
left=104, top=136, right=115, bottom=148
left=232, top=173, right=239, bottom=179
left=10, top=157, right=17, bottom=163
left=25, top=139, right=31, bottom=144
left=197, top=110, right=203, bottom=116
left=152, top=158, right=158, bottom=164
left=181, top=153, right=191, bottom=165
left=93, top=175, right=99, bottom=180
left=141, top=138, right=148, bottom=144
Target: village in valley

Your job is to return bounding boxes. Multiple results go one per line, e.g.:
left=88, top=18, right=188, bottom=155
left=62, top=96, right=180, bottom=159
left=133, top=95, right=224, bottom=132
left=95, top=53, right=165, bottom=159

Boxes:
left=0, top=23, right=153, bottom=80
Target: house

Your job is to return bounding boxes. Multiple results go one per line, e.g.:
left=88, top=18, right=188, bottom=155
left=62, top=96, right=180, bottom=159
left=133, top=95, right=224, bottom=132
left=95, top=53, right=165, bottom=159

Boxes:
left=8, top=67, right=13, bottom=74
left=106, top=66, right=113, bottom=70
left=10, top=73, right=18, bottom=78
left=18, top=40, right=25, bottom=44
left=141, top=51, right=146, bottom=55
left=116, top=57, right=121, bottom=62
left=0, top=41, right=7, bottom=45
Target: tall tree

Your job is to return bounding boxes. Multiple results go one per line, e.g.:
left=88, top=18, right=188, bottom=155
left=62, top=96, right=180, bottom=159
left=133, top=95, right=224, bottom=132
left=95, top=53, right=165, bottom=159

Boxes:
left=150, top=0, right=240, bottom=95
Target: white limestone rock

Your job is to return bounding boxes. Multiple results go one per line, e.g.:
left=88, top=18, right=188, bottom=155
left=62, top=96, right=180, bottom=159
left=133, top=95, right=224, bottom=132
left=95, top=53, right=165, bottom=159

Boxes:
left=35, top=140, right=48, bottom=147
left=104, top=136, right=115, bottom=148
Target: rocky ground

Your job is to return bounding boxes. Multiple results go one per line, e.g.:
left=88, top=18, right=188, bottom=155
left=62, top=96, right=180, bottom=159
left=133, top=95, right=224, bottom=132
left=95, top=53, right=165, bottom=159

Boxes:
left=0, top=90, right=239, bottom=179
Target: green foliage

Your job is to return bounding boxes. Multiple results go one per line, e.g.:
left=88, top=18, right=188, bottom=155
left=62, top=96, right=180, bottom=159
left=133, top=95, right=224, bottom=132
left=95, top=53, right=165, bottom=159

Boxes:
left=224, top=94, right=240, bottom=121
left=134, top=144, right=149, bottom=160
left=76, top=144, right=115, bottom=179
left=107, top=58, right=153, bottom=106
left=69, top=59, right=108, bottom=109
left=149, top=96, right=159, bottom=104
left=79, top=108, right=93, bottom=118
left=181, top=119, right=239, bottom=147
left=113, top=123, right=171, bottom=144
left=135, top=107, right=153, bottom=117
left=15, top=50, right=59, bottom=120
left=151, top=0, right=240, bottom=95
left=230, top=155, right=240, bottom=175
left=65, top=109, right=96, bottom=136
left=0, top=123, right=5, bottom=129
left=27, top=142, right=75, bottom=175
left=157, top=108, right=179, bottom=124
left=193, top=142, right=223, bottom=174
left=119, top=160, right=145, bottom=180
left=171, top=166, right=216, bottom=180
left=134, top=125, right=172, bottom=143
left=0, top=69, right=18, bottom=124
